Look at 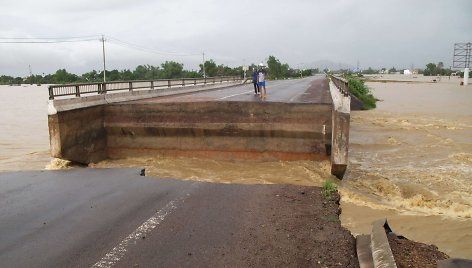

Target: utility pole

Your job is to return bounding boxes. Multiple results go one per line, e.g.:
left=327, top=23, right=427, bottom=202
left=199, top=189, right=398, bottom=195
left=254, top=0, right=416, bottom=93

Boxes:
left=465, top=43, right=471, bottom=86
left=243, top=58, right=247, bottom=80
left=202, top=52, right=206, bottom=78
left=101, top=35, right=106, bottom=82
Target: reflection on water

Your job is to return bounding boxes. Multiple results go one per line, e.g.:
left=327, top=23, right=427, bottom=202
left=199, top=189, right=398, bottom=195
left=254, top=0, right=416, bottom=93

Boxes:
left=2, top=79, right=472, bottom=258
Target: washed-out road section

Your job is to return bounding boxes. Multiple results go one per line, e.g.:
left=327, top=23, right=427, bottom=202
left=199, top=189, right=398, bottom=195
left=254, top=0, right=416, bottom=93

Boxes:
left=0, top=168, right=358, bottom=267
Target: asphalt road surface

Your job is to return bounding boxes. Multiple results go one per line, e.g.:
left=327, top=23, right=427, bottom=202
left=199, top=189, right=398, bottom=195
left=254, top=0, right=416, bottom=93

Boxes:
left=0, top=168, right=357, bottom=267
left=0, top=168, right=196, bottom=267
left=137, top=75, right=331, bottom=104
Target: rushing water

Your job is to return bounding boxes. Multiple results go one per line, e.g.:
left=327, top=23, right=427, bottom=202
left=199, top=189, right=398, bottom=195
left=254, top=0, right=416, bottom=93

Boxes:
left=1, top=77, right=471, bottom=258
left=340, top=76, right=472, bottom=258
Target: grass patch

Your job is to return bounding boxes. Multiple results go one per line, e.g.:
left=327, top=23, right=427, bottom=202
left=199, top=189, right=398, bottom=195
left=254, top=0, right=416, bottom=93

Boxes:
left=321, top=180, right=337, bottom=199
left=346, top=76, right=377, bottom=110
left=326, top=215, right=340, bottom=223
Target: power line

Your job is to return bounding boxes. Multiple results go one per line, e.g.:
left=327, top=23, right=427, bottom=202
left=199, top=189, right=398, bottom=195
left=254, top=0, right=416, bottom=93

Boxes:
left=0, top=35, right=101, bottom=40
left=0, top=35, right=202, bottom=57
left=0, top=35, right=207, bottom=79
left=0, top=39, right=99, bottom=44
left=0, top=35, right=102, bottom=43
left=107, top=37, right=200, bottom=57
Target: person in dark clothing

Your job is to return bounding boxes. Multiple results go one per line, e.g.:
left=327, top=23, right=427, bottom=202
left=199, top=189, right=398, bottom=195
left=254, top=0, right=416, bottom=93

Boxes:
left=252, top=67, right=260, bottom=95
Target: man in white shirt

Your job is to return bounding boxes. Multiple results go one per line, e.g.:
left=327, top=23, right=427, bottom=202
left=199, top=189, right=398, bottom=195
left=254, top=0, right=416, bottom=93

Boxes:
left=257, top=63, right=268, bottom=99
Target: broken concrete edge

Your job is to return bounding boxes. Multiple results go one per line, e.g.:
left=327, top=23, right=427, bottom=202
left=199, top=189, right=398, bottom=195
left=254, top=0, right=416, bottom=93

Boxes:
left=370, top=218, right=398, bottom=268
left=355, top=219, right=397, bottom=268
left=47, top=81, right=242, bottom=115
left=356, top=234, right=374, bottom=268
left=356, top=219, right=472, bottom=268
left=331, top=164, right=347, bottom=179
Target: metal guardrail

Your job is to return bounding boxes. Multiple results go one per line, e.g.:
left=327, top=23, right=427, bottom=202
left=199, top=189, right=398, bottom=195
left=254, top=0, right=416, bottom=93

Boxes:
left=48, top=76, right=240, bottom=100
left=329, top=75, right=350, bottom=97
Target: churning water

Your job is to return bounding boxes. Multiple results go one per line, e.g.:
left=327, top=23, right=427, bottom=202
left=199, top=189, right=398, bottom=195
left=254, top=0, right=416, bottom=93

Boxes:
left=340, top=76, right=472, bottom=258
left=1, top=77, right=471, bottom=258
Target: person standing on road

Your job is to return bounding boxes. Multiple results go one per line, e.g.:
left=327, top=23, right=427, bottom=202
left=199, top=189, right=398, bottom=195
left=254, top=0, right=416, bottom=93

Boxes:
left=252, top=67, right=260, bottom=95
left=258, top=63, right=267, bottom=98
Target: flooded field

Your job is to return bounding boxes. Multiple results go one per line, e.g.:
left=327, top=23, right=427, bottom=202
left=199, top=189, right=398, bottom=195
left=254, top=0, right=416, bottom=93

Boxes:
left=1, top=76, right=471, bottom=258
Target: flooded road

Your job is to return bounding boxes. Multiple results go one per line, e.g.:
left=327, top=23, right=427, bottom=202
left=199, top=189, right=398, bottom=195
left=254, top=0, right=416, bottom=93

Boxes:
left=1, top=78, right=471, bottom=258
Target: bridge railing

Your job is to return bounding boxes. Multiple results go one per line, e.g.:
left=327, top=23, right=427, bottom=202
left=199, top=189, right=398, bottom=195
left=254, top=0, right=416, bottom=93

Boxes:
left=329, top=75, right=350, bottom=97
left=48, top=76, right=241, bottom=100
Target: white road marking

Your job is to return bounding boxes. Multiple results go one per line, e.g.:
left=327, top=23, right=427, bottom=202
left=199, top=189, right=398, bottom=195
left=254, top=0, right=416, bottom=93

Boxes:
left=289, top=92, right=304, bottom=102
left=91, top=197, right=184, bottom=268
left=218, top=90, right=253, bottom=100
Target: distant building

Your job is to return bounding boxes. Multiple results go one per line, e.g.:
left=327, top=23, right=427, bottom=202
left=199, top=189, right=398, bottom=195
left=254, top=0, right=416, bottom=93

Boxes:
left=403, top=69, right=412, bottom=75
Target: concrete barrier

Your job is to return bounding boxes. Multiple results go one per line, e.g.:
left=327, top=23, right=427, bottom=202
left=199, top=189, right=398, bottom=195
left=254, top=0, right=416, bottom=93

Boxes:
left=356, top=219, right=398, bottom=268
left=48, top=80, right=242, bottom=114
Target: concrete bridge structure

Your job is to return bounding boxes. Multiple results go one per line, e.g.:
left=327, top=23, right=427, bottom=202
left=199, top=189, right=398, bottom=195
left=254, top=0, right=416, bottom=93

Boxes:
left=47, top=75, right=352, bottom=178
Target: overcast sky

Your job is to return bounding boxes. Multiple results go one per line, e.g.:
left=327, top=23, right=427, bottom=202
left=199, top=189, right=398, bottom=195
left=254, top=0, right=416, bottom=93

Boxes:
left=1, top=0, right=471, bottom=76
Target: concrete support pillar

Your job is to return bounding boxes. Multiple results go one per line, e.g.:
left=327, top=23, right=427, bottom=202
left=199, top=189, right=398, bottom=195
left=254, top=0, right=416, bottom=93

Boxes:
left=329, top=79, right=351, bottom=179
left=331, top=109, right=350, bottom=179
left=464, top=67, right=469, bottom=86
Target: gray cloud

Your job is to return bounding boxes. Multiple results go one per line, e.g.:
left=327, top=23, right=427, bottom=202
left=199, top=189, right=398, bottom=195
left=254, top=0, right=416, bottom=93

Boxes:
left=1, top=0, right=471, bottom=76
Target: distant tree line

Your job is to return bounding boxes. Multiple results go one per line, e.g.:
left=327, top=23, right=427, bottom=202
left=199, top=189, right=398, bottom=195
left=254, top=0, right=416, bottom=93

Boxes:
left=265, top=56, right=316, bottom=79
left=0, top=55, right=319, bottom=85
left=334, top=62, right=471, bottom=77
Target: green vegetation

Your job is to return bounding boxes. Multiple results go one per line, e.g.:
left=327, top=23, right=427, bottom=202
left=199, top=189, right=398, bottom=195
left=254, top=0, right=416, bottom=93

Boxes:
left=326, top=215, right=340, bottom=223
left=266, top=55, right=317, bottom=79
left=345, top=75, right=377, bottom=110
left=0, top=55, right=319, bottom=85
left=0, top=61, right=206, bottom=85
left=423, top=62, right=453, bottom=76
left=321, top=180, right=337, bottom=199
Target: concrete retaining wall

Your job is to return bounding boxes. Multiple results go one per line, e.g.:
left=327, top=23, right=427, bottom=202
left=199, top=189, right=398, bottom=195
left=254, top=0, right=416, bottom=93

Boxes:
left=105, top=101, right=332, bottom=161
left=48, top=106, right=106, bottom=164
left=48, top=100, right=333, bottom=163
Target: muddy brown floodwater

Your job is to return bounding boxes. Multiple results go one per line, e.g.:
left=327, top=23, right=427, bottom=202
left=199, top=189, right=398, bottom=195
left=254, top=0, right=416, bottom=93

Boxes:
left=339, top=75, right=472, bottom=258
left=1, top=76, right=471, bottom=259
